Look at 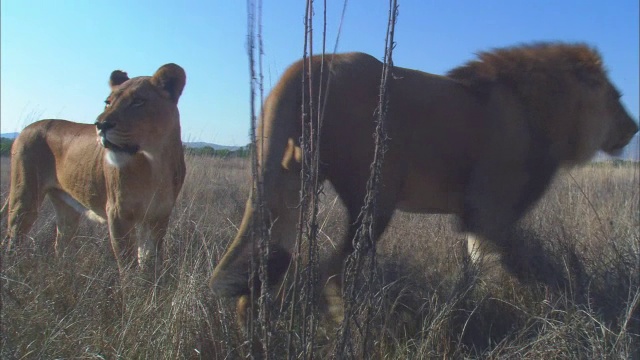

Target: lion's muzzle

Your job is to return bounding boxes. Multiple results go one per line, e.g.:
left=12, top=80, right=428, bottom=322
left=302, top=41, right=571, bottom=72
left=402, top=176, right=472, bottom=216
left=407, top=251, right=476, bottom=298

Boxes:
left=604, top=118, right=639, bottom=156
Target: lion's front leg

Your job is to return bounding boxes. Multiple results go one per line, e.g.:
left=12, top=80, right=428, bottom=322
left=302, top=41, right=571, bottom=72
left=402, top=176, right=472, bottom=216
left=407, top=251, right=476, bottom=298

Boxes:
left=465, top=233, right=504, bottom=267
left=462, top=154, right=559, bottom=282
left=463, top=167, right=529, bottom=265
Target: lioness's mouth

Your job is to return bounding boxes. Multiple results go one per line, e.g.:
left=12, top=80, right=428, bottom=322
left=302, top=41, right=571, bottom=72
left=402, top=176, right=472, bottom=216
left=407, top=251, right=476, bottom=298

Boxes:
left=99, top=136, right=139, bottom=155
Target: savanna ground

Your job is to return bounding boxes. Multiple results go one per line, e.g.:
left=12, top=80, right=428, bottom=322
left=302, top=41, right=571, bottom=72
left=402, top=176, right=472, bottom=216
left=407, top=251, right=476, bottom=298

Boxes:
left=1, top=155, right=638, bottom=359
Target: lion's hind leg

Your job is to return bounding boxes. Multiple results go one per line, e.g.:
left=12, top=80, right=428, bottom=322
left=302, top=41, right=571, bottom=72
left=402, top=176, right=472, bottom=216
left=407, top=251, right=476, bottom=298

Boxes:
left=48, top=189, right=82, bottom=256
left=321, top=188, right=397, bottom=324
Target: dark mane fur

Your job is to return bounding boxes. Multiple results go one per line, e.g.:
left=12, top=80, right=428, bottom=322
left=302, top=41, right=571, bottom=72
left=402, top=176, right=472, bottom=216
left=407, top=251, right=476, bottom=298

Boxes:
left=447, top=42, right=605, bottom=90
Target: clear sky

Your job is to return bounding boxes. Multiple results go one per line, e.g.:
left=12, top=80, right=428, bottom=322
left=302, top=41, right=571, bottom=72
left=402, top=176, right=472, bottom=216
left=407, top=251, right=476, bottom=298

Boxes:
left=1, top=0, right=638, bottom=149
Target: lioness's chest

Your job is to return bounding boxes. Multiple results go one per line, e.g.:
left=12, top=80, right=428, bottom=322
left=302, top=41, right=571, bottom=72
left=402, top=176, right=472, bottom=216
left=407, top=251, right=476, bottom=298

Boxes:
left=104, top=155, right=181, bottom=217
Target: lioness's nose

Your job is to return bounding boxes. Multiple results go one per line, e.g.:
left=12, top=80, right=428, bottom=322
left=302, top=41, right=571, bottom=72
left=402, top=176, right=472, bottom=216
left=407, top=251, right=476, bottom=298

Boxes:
left=95, top=121, right=115, bottom=131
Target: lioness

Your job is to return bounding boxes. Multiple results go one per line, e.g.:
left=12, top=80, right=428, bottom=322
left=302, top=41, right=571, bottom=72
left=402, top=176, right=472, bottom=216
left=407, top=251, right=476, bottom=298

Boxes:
left=2, top=64, right=187, bottom=274
left=208, top=43, right=638, bottom=320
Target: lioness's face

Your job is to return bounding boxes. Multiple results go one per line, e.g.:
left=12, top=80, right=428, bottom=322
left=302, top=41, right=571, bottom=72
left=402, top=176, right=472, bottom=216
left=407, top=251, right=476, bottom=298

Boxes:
left=97, top=78, right=175, bottom=154
left=95, top=64, right=186, bottom=166
left=600, top=84, right=638, bottom=156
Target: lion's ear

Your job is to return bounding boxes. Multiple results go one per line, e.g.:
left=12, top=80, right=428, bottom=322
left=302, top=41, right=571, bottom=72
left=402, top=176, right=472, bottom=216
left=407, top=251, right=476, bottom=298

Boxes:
left=109, top=70, right=129, bottom=90
left=151, top=63, right=187, bottom=103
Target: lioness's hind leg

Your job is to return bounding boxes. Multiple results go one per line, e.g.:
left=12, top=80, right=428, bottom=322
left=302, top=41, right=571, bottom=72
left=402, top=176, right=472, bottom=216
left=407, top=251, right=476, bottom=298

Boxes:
left=49, top=189, right=82, bottom=256
left=5, top=186, right=44, bottom=252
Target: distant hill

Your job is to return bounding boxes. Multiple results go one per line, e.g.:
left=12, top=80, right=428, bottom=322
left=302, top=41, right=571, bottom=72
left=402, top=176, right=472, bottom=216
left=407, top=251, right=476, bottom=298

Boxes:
left=0, top=132, right=19, bottom=139
left=184, top=142, right=240, bottom=151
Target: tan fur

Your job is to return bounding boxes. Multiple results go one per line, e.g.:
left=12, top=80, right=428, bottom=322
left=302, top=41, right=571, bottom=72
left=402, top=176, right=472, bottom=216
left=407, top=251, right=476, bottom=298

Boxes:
left=208, top=43, right=638, bottom=320
left=3, top=64, right=187, bottom=274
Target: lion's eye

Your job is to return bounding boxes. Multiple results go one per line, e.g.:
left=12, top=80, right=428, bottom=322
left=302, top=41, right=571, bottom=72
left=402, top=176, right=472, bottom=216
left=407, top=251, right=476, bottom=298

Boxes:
left=104, top=99, right=112, bottom=108
left=131, top=98, right=145, bottom=107
left=611, top=88, right=623, bottom=100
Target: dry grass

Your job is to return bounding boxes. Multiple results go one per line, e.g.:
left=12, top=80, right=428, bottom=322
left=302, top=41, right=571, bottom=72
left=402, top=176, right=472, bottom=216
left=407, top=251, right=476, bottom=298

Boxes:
left=1, top=155, right=638, bottom=359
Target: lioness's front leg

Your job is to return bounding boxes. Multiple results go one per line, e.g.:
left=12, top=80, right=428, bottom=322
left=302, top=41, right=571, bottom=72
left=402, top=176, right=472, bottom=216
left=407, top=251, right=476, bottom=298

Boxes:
left=138, top=217, right=170, bottom=276
left=107, top=210, right=138, bottom=274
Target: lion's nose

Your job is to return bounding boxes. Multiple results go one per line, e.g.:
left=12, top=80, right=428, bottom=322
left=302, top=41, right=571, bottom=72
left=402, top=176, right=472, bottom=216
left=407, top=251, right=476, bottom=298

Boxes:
left=95, top=121, right=115, bottom=131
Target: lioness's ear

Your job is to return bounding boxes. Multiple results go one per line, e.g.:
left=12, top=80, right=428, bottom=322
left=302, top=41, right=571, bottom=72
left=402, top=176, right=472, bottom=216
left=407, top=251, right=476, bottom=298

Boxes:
left=151, top=63, right=187, bottom=103
left=109, top=70, right=129, bottom=90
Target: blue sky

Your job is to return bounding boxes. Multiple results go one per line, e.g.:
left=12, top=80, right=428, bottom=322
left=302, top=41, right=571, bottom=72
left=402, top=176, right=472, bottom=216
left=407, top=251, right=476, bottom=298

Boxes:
left=1, top=0, right=638, bottom=149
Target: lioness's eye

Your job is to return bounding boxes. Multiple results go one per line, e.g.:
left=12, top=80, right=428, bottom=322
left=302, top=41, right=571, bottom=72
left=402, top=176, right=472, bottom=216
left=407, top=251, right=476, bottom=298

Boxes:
left=131, top=98, right=145, bottom=107
left=104, top=99, right=111, bottom=108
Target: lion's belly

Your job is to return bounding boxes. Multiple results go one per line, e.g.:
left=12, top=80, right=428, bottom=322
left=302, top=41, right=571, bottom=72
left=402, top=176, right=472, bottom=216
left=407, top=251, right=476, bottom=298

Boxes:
left=395, top=170, right=465, bottom=214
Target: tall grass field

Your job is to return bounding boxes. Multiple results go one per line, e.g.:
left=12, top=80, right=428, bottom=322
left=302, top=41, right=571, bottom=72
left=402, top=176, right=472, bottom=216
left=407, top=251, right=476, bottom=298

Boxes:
left=1, top=155, right=638, bottom=358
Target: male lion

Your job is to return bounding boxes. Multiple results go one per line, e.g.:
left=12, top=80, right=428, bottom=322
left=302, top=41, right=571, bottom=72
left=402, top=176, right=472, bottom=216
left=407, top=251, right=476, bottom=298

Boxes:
left=208, top=43, right=638, bottom=320
left=2, top=64, right=187, bottom=274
